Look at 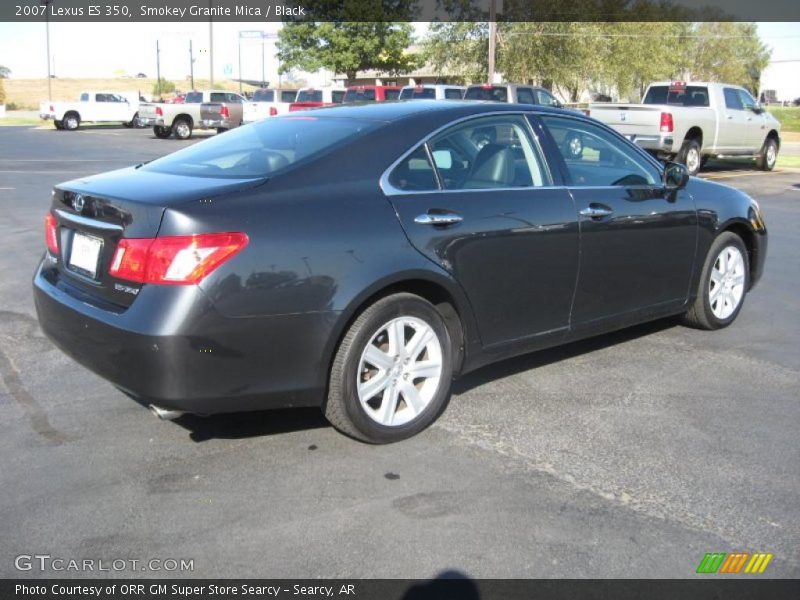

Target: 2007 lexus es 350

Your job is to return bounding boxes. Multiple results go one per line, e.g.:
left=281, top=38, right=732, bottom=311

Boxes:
left=34, top=101, right=767, bottom=443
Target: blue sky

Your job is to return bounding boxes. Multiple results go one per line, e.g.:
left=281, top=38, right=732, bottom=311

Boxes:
left=0, top=21, right=798, bottom=98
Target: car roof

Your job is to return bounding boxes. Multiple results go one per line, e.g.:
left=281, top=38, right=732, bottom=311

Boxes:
left=289, top=100, right=575, bottom=122
left=401, top=84, right=466, bottom=89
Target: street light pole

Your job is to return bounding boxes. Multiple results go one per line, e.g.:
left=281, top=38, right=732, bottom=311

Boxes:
left=208, top=0, right=214, bottom=87
left=189, top=40, right=194, bottom=89
left=40, top=0, right=52, bottom=100
left=487, top=0, right=497, bottom=85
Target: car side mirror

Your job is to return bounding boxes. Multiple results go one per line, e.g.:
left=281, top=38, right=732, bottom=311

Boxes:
left=751, top=104, right=764, bottom=114
left=663, top=161, right=689, bottom=191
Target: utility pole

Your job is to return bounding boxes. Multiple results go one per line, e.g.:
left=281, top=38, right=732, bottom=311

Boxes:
left=238, top=36, right=242, bottom=94
left=189, top=40, right=195, bottom=89
left=487, top=0, right=497, bottom=85
left=40, top=0, right=52, bottom=100
left=156, top=40, right=161, bottom=96
left=261, top=36, right=266, bottom=86
left=208, top=0, right=214, bottom=87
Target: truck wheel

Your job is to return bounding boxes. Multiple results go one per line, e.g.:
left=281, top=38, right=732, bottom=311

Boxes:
left=756, top=137, right=778, bottom=171
left=53, top=120, right=64, bottom=130
left=173, top=118, right=192, bottom=140
left=63, top=112, right=80, bottom=131
left=153, top=125, right=172, bottom=139
left=676, top=139, right=701, bottom=176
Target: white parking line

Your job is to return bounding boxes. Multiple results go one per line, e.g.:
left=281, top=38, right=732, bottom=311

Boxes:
left=0, top=187, right=15, bottom=190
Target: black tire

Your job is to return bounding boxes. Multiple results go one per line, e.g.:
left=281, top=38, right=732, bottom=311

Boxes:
left=172, top=118, right=192, bottom=140
left=682, top=232, right=749, bottom=330
left=153, top=125, right=172, bottom=139
left=53, top=120, right=64, bottom=130
left=756, top=137, right=778, bottom=171
left=325, top=293, right=454, bottom=444
left=216, top=127, right=229, bottom=134
left=676, top=139, right=702, bottom=176
left=63, top=112, right=80, bottom=131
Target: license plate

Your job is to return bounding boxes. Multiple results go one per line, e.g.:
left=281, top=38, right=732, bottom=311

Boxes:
left=69, top=232, right=103, bottom=278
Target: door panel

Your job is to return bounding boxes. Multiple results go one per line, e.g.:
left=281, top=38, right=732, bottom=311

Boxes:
left=537, top=114, right=697, bottom=326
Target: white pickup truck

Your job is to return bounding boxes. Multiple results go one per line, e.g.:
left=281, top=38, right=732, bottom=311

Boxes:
left=39, top=91, right=142, bottom=130
left=242, top=88, right=298, bottom=124
left=588, top=81, right=781, bottom=175
left=139, top=90, right=246, bottom=139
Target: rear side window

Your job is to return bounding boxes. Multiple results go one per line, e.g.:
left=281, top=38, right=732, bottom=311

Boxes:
left=445, top=88, right=463, bottom=100
left=297, top=90, right=323, bottom=102
left=253, top=89, right=274, bottom=102
left=143, top=117, right=379, bottom=180
left=516, top=88, right=535, bottom=104
left=185, top=92, right=204, bottom=103
left=724, top=88, right=743, bottom=110
left=464, top=86, right=508, bottom=102
left=541, top=115, right=661, bottom=187
left=388, top=146, right=438, bottom=191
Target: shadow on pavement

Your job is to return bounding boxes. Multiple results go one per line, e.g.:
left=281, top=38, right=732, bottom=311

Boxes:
left=175, top=407, right=329, bottom=442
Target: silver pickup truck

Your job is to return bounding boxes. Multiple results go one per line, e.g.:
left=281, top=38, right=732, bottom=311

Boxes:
left=588, top=81, right=781, bottom=175
left=139, top=90, right=245, bottom=140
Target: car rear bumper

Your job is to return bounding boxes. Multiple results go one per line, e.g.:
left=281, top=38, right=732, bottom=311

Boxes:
left=140, top=117, right=165, bottom=127
left=200, top=118, right=232, bottom=129
left=627, top=134, right=674, bottom=154
left=33, top=261, right=330, bottom=415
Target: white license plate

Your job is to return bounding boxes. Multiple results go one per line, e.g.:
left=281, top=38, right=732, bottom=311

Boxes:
left=69, top=232, right=103, bottom=278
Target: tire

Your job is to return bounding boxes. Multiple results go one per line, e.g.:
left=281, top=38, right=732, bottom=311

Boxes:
left=53, top=120, right=64, bottom=130
left=173, top=118, right=192, bottom=140
left=325, top=293, right=454, bottom=444
left=676, top=139, right=702, bottom=176
left=682, top=232, right=749, bottom=330
left=756, top=137, right=778, bottom=171
left=564, top=131, right=583, bottom=159
left=63, top=112, right=80, bottom=131
left=153, top=125, right=172, bottom=139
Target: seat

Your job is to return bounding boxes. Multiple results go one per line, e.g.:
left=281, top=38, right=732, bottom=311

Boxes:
left=463, top=143, right=516, bottom=189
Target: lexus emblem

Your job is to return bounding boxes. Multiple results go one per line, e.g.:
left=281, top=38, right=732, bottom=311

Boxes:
left=620, top=112, right=627, bottom=122
left=73, top=194, right=85, bottom=213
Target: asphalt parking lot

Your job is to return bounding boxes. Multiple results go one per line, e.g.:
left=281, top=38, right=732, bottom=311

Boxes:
left=0, top=124, right=798, bottom=579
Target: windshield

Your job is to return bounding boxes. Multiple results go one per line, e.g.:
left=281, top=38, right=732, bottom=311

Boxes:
left=464, top=86, right=508, bottom=102
left=643, top=85, right=710, bottom=107
left=142, top=117, right=379, bottom=180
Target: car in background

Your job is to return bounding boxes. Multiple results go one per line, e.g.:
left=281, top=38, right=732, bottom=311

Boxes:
left=464, top=84, right=565, bottom=108
left=243, top=88, right=298, bottom=123
left=399, top=84, right=465, bottom=100
left=588, top=81, right=782, bottom=175
left=200, top=94, right=245, bottom=133
left=343, top=85, right=402, bottom=103
left=39, top=90, right=143, bottom=130
left=288, top=86, right=346, bottom=112
left=34, top=101, right=767, bottom=444
left=139, top=90, right=246, bottom=139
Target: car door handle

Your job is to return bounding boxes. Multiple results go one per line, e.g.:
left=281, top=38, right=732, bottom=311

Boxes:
left=579, top=206, right=614, bottom=219
left=414, top=212, right=463, bottom=226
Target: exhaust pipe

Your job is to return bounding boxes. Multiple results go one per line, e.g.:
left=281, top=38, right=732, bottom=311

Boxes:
left=149, top=404, right=185, bottom=421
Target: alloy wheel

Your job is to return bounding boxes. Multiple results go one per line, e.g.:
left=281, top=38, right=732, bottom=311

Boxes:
left=356, top=316, right=443, bottom=427
left=708, top=245, right=746, bottom=320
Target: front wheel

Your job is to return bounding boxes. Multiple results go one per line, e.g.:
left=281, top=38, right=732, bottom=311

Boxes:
left=682, top=232, right=749, bottom=330
left=756, top=137, right=778, bottom=171
left=325, top=293, right=454, bottom=443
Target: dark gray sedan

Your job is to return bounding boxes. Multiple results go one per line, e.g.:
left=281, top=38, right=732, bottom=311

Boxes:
left=34, top=101, right=767, bottom=443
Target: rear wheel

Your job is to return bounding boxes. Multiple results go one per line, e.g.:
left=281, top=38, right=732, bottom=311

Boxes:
left=676, top=139, right=702, bottom=176
left=756, top=137, right=778, bottom=171
left=683, top=232, right=749, bottom=330
left=153, top=125, right=172, bottom=139
left=325, top=293, right=454, bottom=443
left=63, top=112, right=80, bottom=131
left=173, top=118, right=192, bottom=140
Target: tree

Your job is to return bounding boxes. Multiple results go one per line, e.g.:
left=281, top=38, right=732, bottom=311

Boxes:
left=152, top=79, right=175, bottom=97
left=0, top=78, right=6, bottom=105
left=421, top=21, right=489, bottom=83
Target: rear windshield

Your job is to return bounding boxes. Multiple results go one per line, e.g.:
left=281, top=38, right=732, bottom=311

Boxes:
left=384, top=89, right=400, bottom=100
left=400, top=88, right=435, bottom=100
left=253, top=89, right=274, bottom=102
left=297, top=90, right=323, bottom=102
left=643, top=85, right=710, bottom=107
left=142, top=117, right=378, bottom=179
left=280, top=90, right=297, bottom=102
left=464, top=86, right=508, bottom=102
left=344, top=89, right=377, bottom=102
left=184, top=92, right=203, bottom=104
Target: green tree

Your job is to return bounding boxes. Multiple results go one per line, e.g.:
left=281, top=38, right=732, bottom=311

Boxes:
left=152, top=78, right=175, bottom=97
left=421, top=21, right=489, bottom=83
left=0, top=78, right=6, bottom=105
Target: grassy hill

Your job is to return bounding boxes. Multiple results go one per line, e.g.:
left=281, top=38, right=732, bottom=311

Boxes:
left=4, top=78, right=263, bottom=110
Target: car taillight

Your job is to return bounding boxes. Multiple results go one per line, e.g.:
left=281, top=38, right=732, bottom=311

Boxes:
left=660, top=112, right=674, bottom=133
left=155, top=106, right=163, bottom=117
left=269, top=106, right=278, bottom=116
left=45, top=213, right=59, bottom=256
left=109, top=232, right=248, bottom=285
left=220, top=105, right=230, bottom=119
